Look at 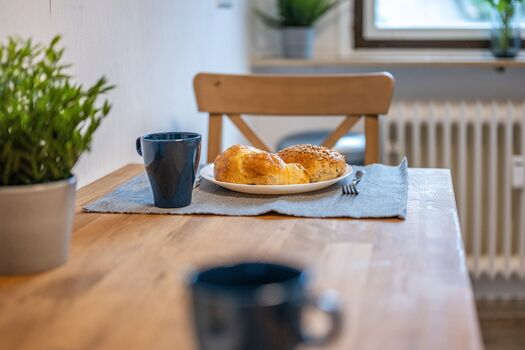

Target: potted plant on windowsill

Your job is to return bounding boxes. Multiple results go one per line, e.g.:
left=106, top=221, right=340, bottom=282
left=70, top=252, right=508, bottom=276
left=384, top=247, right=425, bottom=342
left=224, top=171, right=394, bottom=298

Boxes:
left=484, top=0, right=523, bottom=58
left=256, top=0, right=340, bottom=59
left=0, top=36, right=113, bottom=274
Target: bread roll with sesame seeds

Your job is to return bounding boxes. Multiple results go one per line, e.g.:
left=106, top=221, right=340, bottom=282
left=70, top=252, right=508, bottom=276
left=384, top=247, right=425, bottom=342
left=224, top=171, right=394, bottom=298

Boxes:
left=277, top=144, right=346, bottom=182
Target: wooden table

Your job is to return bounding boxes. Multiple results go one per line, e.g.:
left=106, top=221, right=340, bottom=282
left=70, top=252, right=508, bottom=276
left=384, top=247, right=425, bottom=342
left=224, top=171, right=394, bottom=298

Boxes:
left=0, top=165, right=483, bottom=350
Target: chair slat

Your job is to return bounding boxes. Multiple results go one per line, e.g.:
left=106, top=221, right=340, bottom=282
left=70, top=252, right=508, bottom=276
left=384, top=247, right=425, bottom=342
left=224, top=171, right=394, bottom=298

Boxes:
left=207, top=113, right=222, bottom=163
left=227, top=114, right=271, bottom=153
left=194, top=73, right=394, bottom=115
left=322, top=115, right=361, bottom=148
left=365, top=116, right=380, bottom=164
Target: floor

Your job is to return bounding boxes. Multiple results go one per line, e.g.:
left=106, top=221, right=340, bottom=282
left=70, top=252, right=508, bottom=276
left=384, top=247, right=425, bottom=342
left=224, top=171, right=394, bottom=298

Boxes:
left=477, top=299, right=525, bottom=350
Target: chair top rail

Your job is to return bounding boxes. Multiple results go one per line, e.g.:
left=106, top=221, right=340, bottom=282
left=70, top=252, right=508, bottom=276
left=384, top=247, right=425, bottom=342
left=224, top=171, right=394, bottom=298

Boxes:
left=193, top=72, right=395, bottom=116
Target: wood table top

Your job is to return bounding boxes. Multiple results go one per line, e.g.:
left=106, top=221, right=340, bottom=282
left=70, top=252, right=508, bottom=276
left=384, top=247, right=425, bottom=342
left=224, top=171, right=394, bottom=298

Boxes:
left=0, top=164, right=483, bottom=350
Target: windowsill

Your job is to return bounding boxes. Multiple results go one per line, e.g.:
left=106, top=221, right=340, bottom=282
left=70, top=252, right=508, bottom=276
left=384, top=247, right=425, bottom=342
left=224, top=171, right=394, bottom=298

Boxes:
left=251, top=50, right=525, bottom=69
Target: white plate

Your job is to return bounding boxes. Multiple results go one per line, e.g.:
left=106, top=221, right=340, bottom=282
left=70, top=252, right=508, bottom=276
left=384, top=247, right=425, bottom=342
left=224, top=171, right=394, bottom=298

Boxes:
left=200, top=163, right=353, bottom=195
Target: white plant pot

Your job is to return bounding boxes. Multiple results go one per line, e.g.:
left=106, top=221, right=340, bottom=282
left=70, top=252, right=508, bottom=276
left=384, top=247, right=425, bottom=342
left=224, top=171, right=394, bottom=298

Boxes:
left=0, top=176, right=76, bottom=274
left=282, top=27, right=314, bottom=58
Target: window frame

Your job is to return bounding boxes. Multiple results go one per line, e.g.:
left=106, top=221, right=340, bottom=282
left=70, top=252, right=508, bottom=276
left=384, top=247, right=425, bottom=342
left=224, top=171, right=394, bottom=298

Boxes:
left=353, top=0, right=525, bottom=49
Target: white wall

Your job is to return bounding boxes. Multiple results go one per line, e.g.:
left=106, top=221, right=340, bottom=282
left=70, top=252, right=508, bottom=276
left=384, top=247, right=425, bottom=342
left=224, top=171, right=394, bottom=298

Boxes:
left=0, top=0, right=249, bottom=187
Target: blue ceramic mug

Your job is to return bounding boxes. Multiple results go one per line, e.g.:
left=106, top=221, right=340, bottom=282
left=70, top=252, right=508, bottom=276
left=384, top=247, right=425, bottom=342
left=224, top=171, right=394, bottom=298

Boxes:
left=189, top=262, right=342, bottom=350
left=136, top=132, right=201, bottom=208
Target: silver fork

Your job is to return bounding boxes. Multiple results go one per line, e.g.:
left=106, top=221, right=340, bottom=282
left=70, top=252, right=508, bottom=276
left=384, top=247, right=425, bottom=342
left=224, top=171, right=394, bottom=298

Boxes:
left=342, top=170, right=365, bottom=195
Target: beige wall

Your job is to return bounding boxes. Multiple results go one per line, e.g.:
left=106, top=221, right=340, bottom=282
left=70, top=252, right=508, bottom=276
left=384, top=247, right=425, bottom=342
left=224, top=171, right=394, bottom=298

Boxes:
left=0, top=0, right=249, bottom=187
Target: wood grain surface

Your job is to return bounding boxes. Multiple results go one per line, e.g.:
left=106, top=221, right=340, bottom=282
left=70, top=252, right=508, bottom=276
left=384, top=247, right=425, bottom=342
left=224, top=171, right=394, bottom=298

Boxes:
left=193, top=73, right=394, bottom=116
left=0, top=164, right=483, bottom=350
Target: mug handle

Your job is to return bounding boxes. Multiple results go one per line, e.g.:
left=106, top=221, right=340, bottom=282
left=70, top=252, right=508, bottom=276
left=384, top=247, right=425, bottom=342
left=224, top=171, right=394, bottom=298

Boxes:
left=300, top=289, right=342, bottom=347
left=136, top=137, right=142, bottom=157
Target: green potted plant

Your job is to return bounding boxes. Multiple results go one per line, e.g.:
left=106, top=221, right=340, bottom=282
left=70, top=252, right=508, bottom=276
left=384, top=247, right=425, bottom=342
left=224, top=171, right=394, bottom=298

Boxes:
left=0, top=36, right=113, bottom=274
left=484, top=0, right=523, bottom=57
left=256, top=0, right=339, bottom=58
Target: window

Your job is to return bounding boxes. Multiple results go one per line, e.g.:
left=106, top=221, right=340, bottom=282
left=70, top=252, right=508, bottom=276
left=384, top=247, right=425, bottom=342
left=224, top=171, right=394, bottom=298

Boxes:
left=354, top=0, right=525, bottom=48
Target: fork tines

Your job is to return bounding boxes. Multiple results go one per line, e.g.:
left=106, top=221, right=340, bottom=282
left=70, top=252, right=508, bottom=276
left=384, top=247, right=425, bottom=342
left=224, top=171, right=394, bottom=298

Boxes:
left=342, top=183, right=359, bottom=195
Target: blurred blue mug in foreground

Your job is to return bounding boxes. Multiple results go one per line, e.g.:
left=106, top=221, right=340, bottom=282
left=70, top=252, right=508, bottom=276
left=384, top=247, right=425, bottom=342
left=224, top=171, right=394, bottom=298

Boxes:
left=189, top=261, right=342, bottom=350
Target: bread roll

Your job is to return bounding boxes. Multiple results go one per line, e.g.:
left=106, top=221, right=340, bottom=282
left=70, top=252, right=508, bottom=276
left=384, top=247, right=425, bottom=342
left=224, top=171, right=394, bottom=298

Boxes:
left=277, top=144, right=346, bottom=182
left=214, top=145, right=309, bottom=185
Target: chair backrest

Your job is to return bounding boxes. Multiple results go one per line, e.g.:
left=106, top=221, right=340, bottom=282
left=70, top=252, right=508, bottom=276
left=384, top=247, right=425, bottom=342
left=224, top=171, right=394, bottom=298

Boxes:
left=193, top=72, right=395, bottom=164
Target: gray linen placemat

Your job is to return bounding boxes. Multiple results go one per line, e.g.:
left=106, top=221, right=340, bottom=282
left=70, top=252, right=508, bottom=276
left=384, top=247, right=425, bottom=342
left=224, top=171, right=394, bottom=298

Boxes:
left=84, top=158, right=408, bottom=219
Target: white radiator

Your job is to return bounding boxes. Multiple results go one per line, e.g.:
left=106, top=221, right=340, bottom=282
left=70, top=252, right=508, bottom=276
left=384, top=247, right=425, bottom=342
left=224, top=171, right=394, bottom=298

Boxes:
left=381, top=100, right=525, bottom=281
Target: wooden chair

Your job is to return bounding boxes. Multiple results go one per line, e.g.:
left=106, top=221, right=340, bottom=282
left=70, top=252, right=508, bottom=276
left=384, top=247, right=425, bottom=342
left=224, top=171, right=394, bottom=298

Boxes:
left=193, top=73, right=395, bottom=164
